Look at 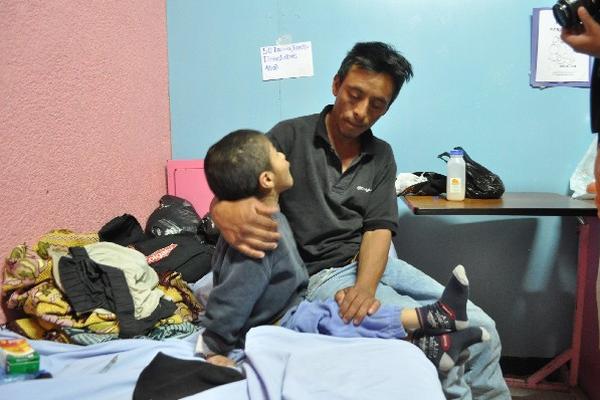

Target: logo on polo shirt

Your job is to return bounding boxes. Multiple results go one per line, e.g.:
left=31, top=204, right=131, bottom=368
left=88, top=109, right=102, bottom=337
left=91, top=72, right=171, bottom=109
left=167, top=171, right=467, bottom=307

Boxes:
left=356, top=186, right=372, bottom=192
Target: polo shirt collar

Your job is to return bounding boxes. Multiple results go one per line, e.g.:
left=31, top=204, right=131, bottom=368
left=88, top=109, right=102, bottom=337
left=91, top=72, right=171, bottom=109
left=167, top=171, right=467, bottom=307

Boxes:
left=315, top=105, right=377, bottom=156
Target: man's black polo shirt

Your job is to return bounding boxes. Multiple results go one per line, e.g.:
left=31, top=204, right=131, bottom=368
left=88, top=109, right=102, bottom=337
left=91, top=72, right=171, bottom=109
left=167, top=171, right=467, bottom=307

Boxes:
left=267, top=105, right=399, bottom=275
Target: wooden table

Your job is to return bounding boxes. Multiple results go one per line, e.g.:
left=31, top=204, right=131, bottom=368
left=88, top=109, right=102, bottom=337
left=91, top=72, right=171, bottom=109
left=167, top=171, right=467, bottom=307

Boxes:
left=400, top=192, right=596, bottom=217
left=400, top=192, right=597, bottom=391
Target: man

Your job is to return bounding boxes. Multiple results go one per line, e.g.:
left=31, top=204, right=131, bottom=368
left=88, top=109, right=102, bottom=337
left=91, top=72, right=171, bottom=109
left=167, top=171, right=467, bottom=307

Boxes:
left=211, top=42, right=510, bottom=399
left=199, top=129, right=487, bottom=373
left=561, top=6, right=600, bottom=216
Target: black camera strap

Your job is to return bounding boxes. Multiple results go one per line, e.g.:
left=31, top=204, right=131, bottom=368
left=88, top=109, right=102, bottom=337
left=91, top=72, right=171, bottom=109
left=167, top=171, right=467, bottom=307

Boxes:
left=591, top=58, right=600, bottom=134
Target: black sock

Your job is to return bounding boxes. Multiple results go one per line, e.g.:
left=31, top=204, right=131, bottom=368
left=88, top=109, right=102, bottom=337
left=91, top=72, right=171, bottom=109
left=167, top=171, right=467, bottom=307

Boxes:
left=412, top=327, right=489, bottom=373
left=415, top=264, right=469, bottom=335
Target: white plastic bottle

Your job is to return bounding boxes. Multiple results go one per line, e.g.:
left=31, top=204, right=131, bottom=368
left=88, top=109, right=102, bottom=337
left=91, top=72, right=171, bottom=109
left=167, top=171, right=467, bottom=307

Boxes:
left=446, top=149, right=466, bottom=201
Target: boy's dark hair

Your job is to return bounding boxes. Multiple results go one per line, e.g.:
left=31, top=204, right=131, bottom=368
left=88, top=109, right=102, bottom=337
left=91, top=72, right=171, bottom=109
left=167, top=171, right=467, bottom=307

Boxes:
left=204, top=129, right=271, bottom=201
left=336, top=42, right=413, bottom=106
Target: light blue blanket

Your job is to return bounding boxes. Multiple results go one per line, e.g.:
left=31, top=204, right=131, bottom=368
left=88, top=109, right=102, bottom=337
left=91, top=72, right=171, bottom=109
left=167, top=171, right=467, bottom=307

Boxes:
left=0, top=326, right=444, bottom=400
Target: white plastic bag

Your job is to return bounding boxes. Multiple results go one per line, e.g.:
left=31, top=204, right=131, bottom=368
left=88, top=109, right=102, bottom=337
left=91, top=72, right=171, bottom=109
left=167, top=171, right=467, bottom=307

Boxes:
left=395, top=173, right=428, bottom=195
left=570, top=135, right=597, bottom=199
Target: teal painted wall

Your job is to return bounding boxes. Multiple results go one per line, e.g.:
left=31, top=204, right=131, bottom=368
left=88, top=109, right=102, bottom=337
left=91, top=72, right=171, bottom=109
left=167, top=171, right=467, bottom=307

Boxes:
left=166, top=0, right=595, bottom=357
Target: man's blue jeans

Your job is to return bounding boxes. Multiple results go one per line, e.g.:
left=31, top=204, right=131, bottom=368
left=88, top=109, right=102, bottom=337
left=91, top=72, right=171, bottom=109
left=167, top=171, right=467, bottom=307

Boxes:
left=306, top=257, right=511, bottom=400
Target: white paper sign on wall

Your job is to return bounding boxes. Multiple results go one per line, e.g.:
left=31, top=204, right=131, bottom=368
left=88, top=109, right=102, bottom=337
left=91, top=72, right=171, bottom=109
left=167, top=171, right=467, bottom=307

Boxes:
left=260, top=41, right=314, bottom=81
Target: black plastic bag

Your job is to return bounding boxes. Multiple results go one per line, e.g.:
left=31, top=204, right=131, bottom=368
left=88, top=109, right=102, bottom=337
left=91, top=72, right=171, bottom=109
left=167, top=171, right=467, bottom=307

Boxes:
left=438, top=147, right=505, bottom=199
left=399, top=172, right=446, bottom=196
left=146, top=195, right=203, bottom=238
left=146, top=195, right=222, bottom=244
left=133, top=234, right=214, bottom=283
left=99, top=214, right=147, bottom=246
left=198, top=214, right=220, bottom=245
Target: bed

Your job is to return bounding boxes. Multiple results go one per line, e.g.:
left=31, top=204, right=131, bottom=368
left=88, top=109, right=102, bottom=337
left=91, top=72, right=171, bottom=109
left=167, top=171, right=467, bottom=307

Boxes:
left=0, top=160, right=444, bottom=400
left=0, top=324, right=444, bottom=399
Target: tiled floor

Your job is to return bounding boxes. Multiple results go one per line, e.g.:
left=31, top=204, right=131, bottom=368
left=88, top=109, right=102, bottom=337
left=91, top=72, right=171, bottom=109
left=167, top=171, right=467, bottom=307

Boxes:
left=510, top=387, right=588, bottom=400
left=502, top=357, right=588, bottom=400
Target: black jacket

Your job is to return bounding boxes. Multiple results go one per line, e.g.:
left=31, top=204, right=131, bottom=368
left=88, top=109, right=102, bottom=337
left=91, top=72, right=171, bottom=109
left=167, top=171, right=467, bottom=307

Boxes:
left=592, top=58, right=599, bottom=134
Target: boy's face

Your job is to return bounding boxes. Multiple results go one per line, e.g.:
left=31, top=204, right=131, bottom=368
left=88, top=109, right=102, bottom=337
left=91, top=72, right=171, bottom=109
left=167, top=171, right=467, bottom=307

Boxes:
left=266, top=141, right=294, bottom=193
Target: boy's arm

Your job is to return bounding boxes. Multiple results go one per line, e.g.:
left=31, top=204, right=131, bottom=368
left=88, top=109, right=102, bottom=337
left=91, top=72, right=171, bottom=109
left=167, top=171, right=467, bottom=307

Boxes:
left=196, top=255, right=270, bottom=357
left=210, top=197, right=280, bottom=259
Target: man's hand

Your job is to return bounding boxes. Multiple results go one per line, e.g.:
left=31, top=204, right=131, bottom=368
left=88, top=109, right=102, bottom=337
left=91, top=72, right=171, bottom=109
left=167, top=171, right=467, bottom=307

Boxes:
left=207, top=354, right=236, bottom=368
left=335, top=285, right=381, bottom=325
left=561, top=7, right=600, bottom=58
left=334, top=229, right=389, bottom=325
left=210, top=197, right=280, bottom=258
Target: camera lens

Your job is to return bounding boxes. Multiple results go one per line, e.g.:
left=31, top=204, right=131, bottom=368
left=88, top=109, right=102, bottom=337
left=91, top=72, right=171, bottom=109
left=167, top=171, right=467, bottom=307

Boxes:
left=553, top=2, right=573, bottom=27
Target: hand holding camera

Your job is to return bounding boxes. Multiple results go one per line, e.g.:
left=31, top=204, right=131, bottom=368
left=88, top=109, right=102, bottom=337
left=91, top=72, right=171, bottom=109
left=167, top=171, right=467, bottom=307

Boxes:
left=553, top=0, right=600, bottom=28
left=556, top=0, right=600, bottom=58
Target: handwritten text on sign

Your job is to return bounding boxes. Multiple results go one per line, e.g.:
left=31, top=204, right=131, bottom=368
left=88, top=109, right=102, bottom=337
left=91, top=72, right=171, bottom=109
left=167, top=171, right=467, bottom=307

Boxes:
left=260, top=41, right=314, bottom=81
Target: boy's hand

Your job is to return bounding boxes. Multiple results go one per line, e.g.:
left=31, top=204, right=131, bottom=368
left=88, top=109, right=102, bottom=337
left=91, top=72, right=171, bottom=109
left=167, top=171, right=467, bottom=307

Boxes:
left=207, top=355, right=236, bottom=368
left=210, top=197, right=281, bottom=258
left=561, top=7, right=600, bottom=58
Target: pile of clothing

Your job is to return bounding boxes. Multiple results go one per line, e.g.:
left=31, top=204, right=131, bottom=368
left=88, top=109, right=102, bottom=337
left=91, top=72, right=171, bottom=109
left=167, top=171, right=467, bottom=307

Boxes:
left=1, top=196, right=216, bottom=345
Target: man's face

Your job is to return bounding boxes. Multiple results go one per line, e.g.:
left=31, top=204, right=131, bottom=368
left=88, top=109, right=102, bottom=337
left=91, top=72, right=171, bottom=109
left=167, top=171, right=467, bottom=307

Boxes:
left=267, top=141, right=294, bottom=193
left=330, top=65, right=395, bottom=140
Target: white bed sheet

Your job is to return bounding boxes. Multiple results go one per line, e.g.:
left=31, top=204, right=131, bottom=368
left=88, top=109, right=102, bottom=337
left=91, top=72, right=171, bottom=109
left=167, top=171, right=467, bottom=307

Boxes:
left=0, top=325, right=444, bottom=400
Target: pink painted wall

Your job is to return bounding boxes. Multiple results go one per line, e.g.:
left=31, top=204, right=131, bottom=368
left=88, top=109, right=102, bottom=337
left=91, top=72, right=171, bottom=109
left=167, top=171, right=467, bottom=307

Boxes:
left=0, top=2, right=171, bottom=321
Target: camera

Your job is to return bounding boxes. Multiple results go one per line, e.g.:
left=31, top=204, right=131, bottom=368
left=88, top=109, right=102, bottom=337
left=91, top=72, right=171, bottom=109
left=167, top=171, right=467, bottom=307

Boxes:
left=553, top=0, right=600, bottom=28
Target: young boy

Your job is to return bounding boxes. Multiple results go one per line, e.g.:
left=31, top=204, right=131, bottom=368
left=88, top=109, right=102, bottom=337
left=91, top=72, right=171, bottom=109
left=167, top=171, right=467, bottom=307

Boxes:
left=196, top=129, right=488, bottom=372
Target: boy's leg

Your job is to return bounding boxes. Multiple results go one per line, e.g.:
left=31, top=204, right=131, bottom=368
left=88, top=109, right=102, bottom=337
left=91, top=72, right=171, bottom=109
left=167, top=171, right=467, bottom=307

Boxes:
left=414, top=265, right=470, bottom=335
left=378, top=258, right=510, bottom=400
left=412, top=327, right=490, bottom=373
left=281, top=299, right=407, bottom=339
left=308, top=264, right=472, bottom=399
left=307, top=260, right=509, bottom=400
left=308, top=263, right=471, bottom=336
left=283, top=298, right=487, bottom=376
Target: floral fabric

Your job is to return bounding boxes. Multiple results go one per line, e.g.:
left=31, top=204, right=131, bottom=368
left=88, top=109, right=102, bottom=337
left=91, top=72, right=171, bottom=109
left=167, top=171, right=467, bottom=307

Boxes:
left=2, top=230, right=204, bottom=344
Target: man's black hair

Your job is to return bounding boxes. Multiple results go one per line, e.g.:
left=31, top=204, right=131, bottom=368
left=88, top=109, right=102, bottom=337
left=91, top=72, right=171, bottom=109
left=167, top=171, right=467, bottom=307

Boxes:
left=204, top=129, right=271, bottom=201
left=336, top=42, right=413, bottom=106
